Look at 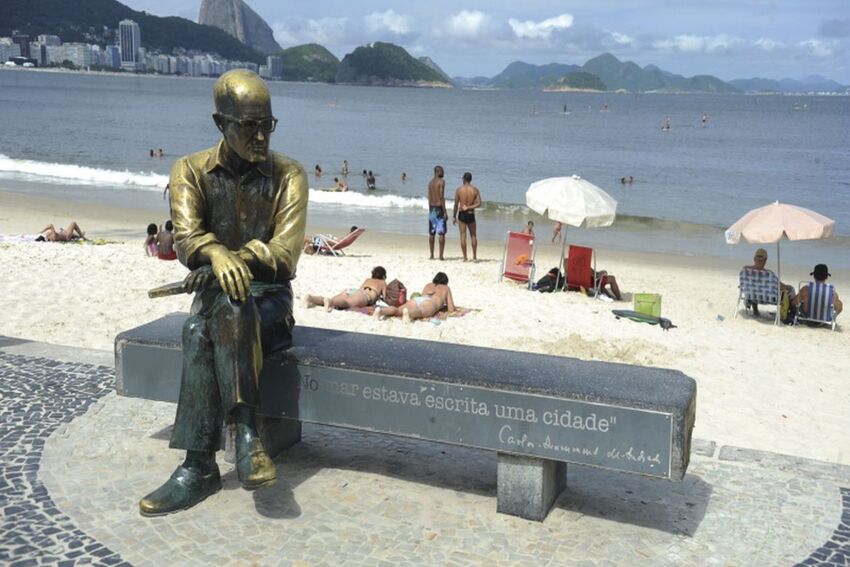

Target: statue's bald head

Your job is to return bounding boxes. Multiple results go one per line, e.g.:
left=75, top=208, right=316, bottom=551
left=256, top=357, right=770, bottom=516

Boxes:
left=213, top=69, right=271, bottom=116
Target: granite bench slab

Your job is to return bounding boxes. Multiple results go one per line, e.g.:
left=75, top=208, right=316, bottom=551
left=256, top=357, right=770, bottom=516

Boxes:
left=115, top=312, right=697, bottom=520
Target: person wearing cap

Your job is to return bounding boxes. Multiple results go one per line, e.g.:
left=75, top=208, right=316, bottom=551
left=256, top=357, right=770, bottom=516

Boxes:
left=795, top=264, right=842, bottom=316
left=745, top=248, right=795, bottom=316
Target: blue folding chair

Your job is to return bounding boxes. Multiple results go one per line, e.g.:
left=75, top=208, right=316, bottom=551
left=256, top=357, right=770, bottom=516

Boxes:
left=794, top=281, right=840, bottom=331
left=736, top=267, right=781, bottom=324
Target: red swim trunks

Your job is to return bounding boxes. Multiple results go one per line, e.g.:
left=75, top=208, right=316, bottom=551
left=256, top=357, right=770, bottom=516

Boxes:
left=158, top=250, right=177, bottom=261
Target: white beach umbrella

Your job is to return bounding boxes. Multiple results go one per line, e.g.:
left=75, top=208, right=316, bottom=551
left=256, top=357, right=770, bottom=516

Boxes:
left=525, top=175, right=618, bottom=291
left=725, top=201, right=835, bottom=324
left=526, top=175, right=618, bottom=228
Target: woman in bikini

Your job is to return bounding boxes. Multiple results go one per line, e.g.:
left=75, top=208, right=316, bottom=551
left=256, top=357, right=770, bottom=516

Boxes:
left=303, top=266, right=388, bottom=312
left=37, top=221, right=86, bottom=242
left=375, top=272, right=455, bottom=323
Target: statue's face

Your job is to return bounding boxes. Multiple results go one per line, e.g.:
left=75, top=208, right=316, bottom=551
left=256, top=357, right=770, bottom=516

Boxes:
left=217, top=96, right=275, bottom=164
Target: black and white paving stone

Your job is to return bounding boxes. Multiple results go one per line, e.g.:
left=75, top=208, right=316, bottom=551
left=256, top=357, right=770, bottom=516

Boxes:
left=1, top=347, right=849, bottom=566
left=0, top=352, right=128, bottom=566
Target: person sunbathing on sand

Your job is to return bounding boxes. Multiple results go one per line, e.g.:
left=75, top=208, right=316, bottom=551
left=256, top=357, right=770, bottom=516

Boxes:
left=37, top=221, right=85, bottom=242
left=303, top=266, right=387, bottom=311
left=375, top=271, right=455, bottom=323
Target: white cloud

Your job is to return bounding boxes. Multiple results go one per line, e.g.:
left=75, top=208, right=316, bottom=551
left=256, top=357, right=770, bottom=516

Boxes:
left=799, top=39, right=834, bottom=57
left=273, top=17, right=348, bottom=47
left=610, top=32, right=634, bottom=45
left=445, top=10, right=490, bottom=39
left=754, top=37, right=783, bottom=51
left=508, top=14, right=574, bottom=40
left=652, top=34, right=742, bottom=52
left=365, top=9, right=412, bottom=36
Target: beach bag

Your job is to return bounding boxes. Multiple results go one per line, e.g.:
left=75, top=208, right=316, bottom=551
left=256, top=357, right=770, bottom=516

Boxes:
left=384, top=279, right=407, bottom=306
left=535, top=268, right=564, bottom=293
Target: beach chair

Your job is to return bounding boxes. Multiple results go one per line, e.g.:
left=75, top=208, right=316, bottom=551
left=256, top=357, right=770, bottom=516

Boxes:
left=315, top=228, right=365, bottom=257
left=564, top=245, right=598, bottom=296
left=794, top=281, right=840, bottom=331
left=499, top=231, right=536, bottom=288
left=735, top=267, right=781, bottom=323
left=633, top=293, right=662, bottom=317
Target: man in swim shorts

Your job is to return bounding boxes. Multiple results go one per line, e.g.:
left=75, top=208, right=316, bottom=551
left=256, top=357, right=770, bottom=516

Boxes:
left=427, top=165, right=447, bottom=260
left=452, top=172, right=482, bottom=262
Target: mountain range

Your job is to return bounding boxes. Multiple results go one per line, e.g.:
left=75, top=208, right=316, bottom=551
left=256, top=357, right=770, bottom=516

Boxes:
left=459, top=53, right=740, bottom=93
left=729, top=75, right=847, bottom=93
left=3, top=0, right=847, bottom=93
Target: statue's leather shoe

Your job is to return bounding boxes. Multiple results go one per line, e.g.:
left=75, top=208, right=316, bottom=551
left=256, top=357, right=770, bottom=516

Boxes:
left=235, top=424, right=277, bottom=489
left=139, top=464, right=221, bottom=516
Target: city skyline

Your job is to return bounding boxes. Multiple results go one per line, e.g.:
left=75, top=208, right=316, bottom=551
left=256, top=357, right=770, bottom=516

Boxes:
left=117, top=0, right=850, bottom=83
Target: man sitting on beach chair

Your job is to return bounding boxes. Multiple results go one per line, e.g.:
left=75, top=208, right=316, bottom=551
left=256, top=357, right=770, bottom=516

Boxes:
left=794, top=263, right=842, bottom=329
left=740, top=248, right=795, bottom=316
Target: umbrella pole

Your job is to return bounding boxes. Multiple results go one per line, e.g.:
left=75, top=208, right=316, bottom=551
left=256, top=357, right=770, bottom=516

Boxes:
left=775, top=241, right=781, bottom=326
left=557, top=227, right=567, bottom=290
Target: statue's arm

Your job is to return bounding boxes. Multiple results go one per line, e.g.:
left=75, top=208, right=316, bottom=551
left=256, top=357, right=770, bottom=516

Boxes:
left=169, top=157, right=221, bottom=270
left=241, top=162, right=308, bottom=281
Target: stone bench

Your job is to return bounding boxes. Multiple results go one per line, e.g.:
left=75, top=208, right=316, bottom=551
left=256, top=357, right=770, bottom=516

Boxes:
left=115, top=312, right=697, bottom=521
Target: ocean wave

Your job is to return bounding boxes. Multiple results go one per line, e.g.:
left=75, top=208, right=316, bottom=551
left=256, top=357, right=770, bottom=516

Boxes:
left=308, top=188, right=431, bottom=210
left=0, top=154, right=169, bottom=189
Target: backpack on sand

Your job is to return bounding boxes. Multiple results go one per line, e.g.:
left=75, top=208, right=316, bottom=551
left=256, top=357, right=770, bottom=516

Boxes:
left=384, top=279, right=407, bottom=306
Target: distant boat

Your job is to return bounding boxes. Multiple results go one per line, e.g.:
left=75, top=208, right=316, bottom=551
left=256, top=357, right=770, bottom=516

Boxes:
left=793, top=103, right=808, bottom=111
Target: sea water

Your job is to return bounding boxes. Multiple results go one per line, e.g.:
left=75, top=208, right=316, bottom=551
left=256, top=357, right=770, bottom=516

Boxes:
left=1, top=69, right=848, bottom=267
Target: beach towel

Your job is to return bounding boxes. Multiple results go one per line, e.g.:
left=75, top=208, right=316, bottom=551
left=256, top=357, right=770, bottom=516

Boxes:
left=612, top=309, right=677, bottom=331
left=350, top=305, right=479, bottom=321
left=0, top=235, right=116, bottom=245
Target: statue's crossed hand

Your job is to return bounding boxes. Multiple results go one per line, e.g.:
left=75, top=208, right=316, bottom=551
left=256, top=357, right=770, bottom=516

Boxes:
left=206, top=247, right=254, bottom=302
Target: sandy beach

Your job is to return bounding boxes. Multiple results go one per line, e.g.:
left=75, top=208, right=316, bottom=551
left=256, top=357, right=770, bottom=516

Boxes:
left=1, top=189, right=848, bottom=466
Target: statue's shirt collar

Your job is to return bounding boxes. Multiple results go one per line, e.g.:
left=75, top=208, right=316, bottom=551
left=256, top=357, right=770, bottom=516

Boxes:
left=204, top=140, right=273, bottom=178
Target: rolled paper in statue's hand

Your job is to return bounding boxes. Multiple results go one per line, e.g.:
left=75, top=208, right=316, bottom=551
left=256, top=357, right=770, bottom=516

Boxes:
left=148, top=281, right=188, bottom=298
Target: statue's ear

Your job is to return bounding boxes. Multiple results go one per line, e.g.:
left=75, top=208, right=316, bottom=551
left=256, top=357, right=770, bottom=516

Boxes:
left=212, top=113, right=225, bottom=133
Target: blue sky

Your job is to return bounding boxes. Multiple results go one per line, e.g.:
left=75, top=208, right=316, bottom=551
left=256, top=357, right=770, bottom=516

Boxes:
left=122, top=1, right=850, bottom=82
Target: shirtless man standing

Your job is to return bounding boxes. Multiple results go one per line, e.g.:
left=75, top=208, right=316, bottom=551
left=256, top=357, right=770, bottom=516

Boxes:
left=427, top=165, right=447, bottom=260
left=452, top=172, right=482, bottom=262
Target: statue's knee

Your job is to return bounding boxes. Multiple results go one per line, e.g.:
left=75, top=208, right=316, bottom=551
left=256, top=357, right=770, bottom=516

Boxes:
left=182, top=316, right=208, bottom=347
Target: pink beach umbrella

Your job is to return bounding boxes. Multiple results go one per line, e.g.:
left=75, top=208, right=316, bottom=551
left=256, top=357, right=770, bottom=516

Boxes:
left=725, top=201, right=835, bottom=323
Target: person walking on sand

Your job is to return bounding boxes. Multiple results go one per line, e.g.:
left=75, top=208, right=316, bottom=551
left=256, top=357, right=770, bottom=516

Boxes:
left=551, top=221, right=562, bottom=243
left=452, top=172, right=482, bottom=262
left=428, top=165, right=447, bottom=260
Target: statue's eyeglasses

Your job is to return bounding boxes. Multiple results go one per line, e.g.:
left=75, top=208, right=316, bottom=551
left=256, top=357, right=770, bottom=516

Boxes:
left=218, top=113, right=278, bottom=134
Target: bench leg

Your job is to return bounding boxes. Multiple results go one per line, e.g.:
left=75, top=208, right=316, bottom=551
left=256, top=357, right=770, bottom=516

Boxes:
left=496, top=453, right=566, bottom=521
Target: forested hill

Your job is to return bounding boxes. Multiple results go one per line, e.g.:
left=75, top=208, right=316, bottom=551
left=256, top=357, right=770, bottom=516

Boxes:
left=0, top=0, right=264, bottom=64
left=335, top=42, right=451, bottom=87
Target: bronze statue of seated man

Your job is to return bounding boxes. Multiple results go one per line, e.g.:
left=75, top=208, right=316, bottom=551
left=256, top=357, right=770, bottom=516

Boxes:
left=139, top=69, right=308, bottom=516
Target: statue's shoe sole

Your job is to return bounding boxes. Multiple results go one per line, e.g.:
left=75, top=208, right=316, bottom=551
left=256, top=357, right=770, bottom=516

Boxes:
left=139, top=484, right=222, bottom=517
left=240, top=476, right=277, bottom=491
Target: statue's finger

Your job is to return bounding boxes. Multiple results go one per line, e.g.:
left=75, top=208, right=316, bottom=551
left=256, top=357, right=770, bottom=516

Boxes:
left=234, top=271, right=248, bottom=302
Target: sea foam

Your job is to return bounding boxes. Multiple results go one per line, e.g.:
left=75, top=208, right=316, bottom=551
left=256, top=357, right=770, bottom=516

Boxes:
left=0, top=154, right=169, bottom=189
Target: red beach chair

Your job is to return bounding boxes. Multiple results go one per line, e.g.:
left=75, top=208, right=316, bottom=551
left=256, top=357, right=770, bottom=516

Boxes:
left=499, top=231, right=536, bottom=288
left=565, top=244, right=597, bottom=296
left=315, top=228, right=365, bottom=256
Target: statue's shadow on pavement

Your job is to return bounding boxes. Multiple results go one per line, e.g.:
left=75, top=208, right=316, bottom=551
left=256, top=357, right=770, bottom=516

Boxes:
left=235, top=422, right=713, bottom=533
